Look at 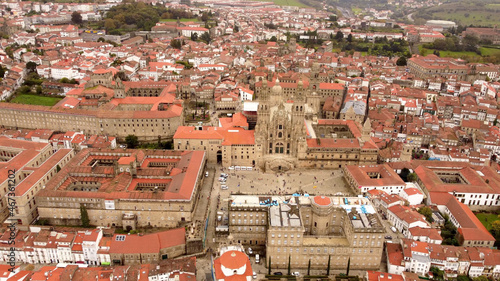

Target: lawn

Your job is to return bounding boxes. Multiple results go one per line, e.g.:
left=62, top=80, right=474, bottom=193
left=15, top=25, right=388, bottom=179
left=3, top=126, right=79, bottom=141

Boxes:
left=475, top=213, right=500, bottom=231
left=419, top=46, right=480, bottom=59
left=160, top=18, right=199, bottom=22
left=418, top=46, right=500, bottom=60
left=10, top=94, right=62, bottom=106
left=480, top=47, right=500, bottom=56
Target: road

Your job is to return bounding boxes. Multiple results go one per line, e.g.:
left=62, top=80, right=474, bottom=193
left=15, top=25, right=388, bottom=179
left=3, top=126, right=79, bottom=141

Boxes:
left=337, top=6, right=354, bottom=18
left=407, top=12, right=414, bottom=22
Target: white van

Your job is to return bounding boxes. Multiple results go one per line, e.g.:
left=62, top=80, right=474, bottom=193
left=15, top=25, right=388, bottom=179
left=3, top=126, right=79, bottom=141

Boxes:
left=255, top=254, right=260, bottom=263
left=391, top=226, right=397, bottom=233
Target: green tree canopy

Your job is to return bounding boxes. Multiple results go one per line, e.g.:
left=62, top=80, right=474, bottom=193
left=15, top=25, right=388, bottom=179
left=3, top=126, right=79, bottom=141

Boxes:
left=26, top=61, right=38, bottom=73
left=200, top=32, right=211, bottom=44
left=418, top=206, right=434, bottom=223
left=80, top=205, right=90, bottom=227
left=396, top=56, right=407, bottom=66
left=125, top=135, right=139, bottom=149
left=71, top=11, right=83, bottom=25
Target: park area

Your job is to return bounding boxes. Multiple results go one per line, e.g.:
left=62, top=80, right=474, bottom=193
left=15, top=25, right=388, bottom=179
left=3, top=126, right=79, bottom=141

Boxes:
left=10, top=93, right=62, bottom=106
left=418, top=46, right=500, bottom=62
left=475, top=213, right=500, bottom=231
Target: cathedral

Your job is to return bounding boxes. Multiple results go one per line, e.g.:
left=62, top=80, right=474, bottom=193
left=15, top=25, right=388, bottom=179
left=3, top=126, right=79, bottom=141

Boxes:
left=255, top=77, right=317, bottom=171
left=254, top=75, right=378, bottom=172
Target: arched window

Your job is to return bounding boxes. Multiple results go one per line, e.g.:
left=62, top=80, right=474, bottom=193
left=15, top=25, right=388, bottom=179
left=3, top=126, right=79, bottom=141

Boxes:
left=275, top=143, right=284, bottom=154
left=278, top=132, right=282, bottom=138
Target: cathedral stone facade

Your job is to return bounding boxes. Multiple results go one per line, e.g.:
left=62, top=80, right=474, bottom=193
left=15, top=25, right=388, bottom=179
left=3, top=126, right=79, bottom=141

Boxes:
left=254, top=76, right=378, bottom=172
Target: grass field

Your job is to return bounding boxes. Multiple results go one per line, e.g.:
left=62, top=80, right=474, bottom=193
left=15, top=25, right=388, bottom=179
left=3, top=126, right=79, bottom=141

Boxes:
left=476, top=213, right=500, bottom=231
left=250, top=0, right=309, bottom=7
left=480, top=47, right=500, bottom=56
left=160, top=18, right=200, bottom=22
left=419, top=46, right=500, bottom=60
left=413, top=0, right=500, bottom=27
left=352, top=7, right=362, bottom=15
left=10, top=94, right=62, bottom=106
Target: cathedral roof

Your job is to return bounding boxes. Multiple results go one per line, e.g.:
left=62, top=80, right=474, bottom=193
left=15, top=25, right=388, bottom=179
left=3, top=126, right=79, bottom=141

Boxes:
left=271, top=78, right=282, bottom=95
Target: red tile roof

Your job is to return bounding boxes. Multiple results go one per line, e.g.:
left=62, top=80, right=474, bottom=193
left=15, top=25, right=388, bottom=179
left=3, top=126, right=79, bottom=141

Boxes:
left=109, top=227, right=185, bottom=254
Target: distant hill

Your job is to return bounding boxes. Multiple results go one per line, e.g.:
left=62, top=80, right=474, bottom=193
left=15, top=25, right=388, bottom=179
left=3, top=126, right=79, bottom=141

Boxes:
left=412, top=0, right=500, bottom=27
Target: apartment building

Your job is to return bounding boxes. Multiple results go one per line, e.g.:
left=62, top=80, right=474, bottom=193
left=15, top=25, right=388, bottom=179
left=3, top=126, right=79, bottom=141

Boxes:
left=0, top=227, right=186, bottom=266
left=343, top=164, right=407, bottom=195
left=387, top=239, right=500, bottom=279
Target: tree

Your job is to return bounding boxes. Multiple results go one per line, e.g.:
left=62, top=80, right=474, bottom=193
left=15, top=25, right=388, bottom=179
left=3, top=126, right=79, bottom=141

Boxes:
left=418, top=206, right=434, bottom=223
left=287, top=255, right=291, bottom=275
left=234, top=25, right=239, bottom=33
left=0, top=65, right=6, bottom=78
left=457, top=276, right=472, bottom=281
left=430, top=266, right=444, bottom=280
left=407, top=172, right=417, bottom=182
left=80, top=205, right=90, bottom=227
left=346, top=257, right=350, bottom=276
left=125, top=135, right=139, bottom=149
left=200, top=32, right=211, bottom=44
left=307, top=259, right=311, bottom=276
left=472, top=276, right=488, bottom=281
left=270, top=36, right=277, bottom=42
left=396, top=56, right=407, bottom=66
left=170, top=39, right=182, bottom=49
left=104, top=19, right=117, bottom=31
left=71, top=11, right=83, bottom=25
left=326, top=255, right=331, bottom=276
left=334, top=31, right=343, bottom=41
left=347, top=33, right=353, bottom=42
left=26, top=61, right=38, bottom=73
left=201, top=11, right=209, bottom=22
left=268, top=256, right=271, bottom=275
left=191, top=32, right=198, bottom=41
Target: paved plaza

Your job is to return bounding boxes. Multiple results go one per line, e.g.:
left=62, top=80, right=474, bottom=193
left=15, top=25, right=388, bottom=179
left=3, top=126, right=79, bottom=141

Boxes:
left=216, top=167, right=352, bottom=197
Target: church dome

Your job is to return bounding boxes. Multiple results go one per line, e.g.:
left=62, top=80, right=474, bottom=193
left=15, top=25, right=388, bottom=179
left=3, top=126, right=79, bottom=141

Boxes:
left=297, top=79, right=303, bottom=88
left=271, top=78, right=282, bottom=95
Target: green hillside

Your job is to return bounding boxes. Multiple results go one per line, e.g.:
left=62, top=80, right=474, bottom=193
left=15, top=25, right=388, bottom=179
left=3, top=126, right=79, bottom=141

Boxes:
left=413, top=0, right=500, bottom=27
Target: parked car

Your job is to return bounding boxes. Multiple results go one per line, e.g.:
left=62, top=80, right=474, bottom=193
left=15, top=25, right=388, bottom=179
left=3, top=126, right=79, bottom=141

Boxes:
left=255, top=254, right=260, bottom=264
left=253, top=272, right=257, bottom=279
left=220, top=173, right=228, bottom=178
left=273, top=272, right=283, bottom=276
left=218, top=177, right=226, bottom=182
left=385, top=235, right=393, bottom=239
left=248, top=248, right=253, bottom=255
left=292, top=272, right=300, bottom=276
left=205, top=172, right=209, bottom=177
left=221, top=185, right=228, bottom=190
left=391, top=226, right=397, bottom=233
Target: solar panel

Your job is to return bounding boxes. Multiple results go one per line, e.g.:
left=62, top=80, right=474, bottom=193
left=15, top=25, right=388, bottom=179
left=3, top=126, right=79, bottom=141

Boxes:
left=116, top=235, right=126, bottom=241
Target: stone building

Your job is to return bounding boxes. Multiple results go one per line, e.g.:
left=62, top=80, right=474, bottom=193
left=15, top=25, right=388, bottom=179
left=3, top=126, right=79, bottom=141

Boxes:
left=0, top=137, right=75, bottom=226
left=408, top=55, right=486, bottom=82
left=174, top=75, right=377, bottom=172
left=35, top=149, right=206, bottom=229
left=228, top=195, right=385, bottom=270
left=0, top=69, right=184, bottom=141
